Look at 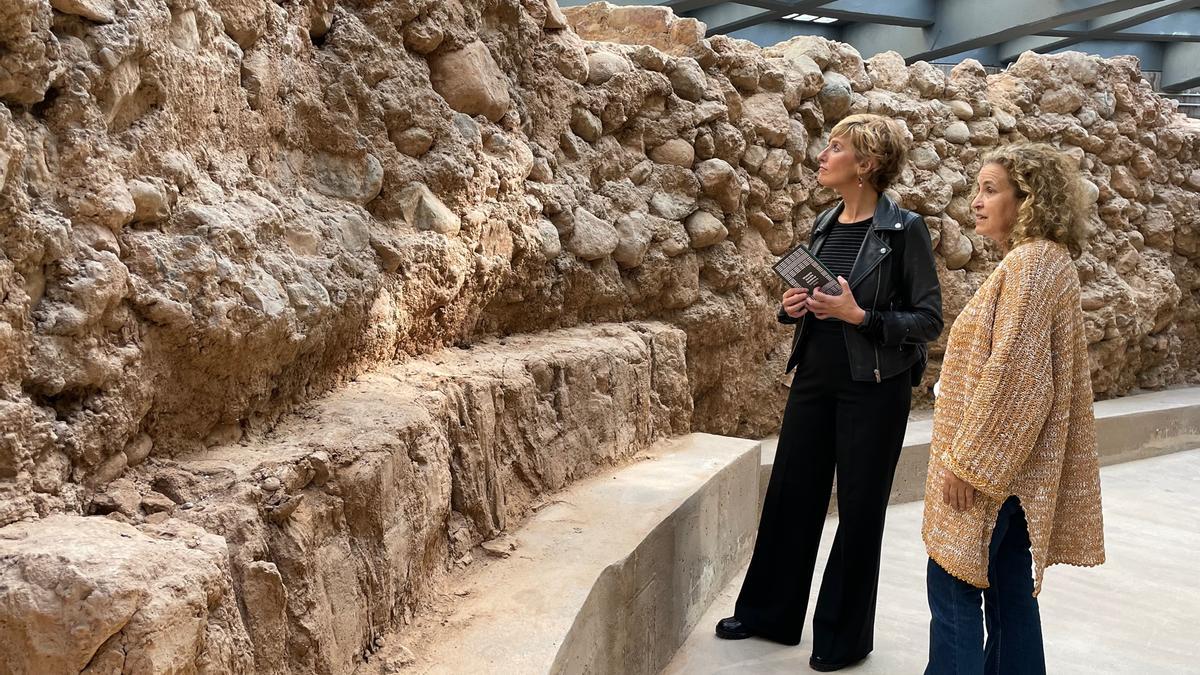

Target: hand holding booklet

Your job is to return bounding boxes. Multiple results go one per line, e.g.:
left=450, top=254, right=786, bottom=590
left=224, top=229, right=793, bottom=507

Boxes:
left=771, top=242, right=843, bottom=296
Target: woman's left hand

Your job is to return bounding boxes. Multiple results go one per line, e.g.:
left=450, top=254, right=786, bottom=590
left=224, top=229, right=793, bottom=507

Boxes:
left=941, top=468, right=976, bottom=512
left=808, top=277, right=866, bottom=325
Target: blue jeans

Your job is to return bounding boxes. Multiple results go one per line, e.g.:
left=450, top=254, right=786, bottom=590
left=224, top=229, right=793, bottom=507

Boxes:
left=925, top=496, right=1046, bottom=675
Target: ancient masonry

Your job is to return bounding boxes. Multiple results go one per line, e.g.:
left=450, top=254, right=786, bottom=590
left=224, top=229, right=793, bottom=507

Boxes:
left=0, top=0, right=1197, bottom=672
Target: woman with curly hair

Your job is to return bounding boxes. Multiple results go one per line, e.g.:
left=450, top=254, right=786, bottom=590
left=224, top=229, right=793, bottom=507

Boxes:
left=922, top=143, right=1105, bottom=674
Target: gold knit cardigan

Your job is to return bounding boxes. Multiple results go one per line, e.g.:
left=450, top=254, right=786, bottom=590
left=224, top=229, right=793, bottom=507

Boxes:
left=922, top=239, right=1105, bottom=594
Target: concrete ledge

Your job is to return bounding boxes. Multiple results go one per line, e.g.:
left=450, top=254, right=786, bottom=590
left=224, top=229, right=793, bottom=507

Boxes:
left=403, top=433, right=761, bottom=675
left=759, top=387, right=1200, bottom=509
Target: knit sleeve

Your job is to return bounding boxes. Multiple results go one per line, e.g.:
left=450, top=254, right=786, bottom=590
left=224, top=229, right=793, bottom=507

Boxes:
left=943, top=246, right=1057, bottom=500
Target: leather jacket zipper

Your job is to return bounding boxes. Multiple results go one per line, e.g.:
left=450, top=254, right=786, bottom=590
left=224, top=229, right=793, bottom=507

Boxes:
left=871, top=271, right=882, bottom=383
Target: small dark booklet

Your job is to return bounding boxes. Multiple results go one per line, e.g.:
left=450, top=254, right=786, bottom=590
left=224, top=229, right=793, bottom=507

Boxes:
left=771, top=243, right=843, bottom=296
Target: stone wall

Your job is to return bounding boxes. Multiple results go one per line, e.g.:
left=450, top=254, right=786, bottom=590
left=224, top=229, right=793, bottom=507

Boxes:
left=0, top=0, right=1198, bottom=669
left=3, top=0, right=1198, bottom=525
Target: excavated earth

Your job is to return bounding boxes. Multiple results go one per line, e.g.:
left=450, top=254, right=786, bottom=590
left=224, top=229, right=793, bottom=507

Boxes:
left=0, top=1, right=1198, bottom=672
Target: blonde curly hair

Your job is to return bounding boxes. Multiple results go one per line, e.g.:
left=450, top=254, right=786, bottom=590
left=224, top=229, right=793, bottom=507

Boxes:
left=829, top=113, right=909, bottom=192
left=978, top=143, right=1089, bottom=257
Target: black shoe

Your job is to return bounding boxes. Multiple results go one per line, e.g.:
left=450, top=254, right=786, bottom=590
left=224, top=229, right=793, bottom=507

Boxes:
left=809, top=654, right=868, bottom=672
left=715, top=616, right=754, bottom=640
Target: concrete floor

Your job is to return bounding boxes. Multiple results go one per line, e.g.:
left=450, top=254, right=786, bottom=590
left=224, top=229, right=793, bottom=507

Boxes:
left=664, top=449, right=1200, bottom=675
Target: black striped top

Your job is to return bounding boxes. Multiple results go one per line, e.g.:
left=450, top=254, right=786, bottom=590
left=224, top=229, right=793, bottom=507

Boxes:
left=817, top=216, right=871, bottom=280
left=810, top=216, right=871, bottom=329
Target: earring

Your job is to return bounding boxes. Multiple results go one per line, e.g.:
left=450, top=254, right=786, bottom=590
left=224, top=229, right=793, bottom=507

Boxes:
left=857, top=175, right=864, bottom=187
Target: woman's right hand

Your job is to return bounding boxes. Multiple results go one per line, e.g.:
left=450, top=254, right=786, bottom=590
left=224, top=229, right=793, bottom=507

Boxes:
left=782, top=288, right=809, bottom=318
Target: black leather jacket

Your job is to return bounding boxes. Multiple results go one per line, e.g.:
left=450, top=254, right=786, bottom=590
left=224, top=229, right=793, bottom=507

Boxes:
left=780, top=194, right=943, bottom=383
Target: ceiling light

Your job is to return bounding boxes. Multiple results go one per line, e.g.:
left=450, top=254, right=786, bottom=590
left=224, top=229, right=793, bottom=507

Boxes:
left=813, top=16, right=837, bottom=24
left=796, top=14, right=818, bottom=21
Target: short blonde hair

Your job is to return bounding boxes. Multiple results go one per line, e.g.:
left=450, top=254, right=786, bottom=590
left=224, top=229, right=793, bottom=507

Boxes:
left=979, top=143, right=1088, bottom=256
left=828, top=113, right=909, bottom=192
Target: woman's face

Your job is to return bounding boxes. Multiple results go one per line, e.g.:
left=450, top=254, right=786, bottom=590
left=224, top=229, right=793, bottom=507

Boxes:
left=972, top=163, right=1019, bottom=244
left=816, top=135, right=870, bottom=190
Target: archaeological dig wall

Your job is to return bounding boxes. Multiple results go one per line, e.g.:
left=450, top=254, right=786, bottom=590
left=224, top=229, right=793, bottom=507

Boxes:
left=1, top=1, right=1198, bottom=672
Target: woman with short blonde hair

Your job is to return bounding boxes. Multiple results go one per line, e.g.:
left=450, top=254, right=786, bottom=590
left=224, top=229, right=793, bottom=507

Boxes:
left=716, top=114, right=943, bottom=672
left=923, top=143, right=1104, bottom=674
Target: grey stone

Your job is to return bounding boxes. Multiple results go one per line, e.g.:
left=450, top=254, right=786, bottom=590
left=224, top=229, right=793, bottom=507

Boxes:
left=943, top=121, right=970, bottom=145
left=537, top=219, right=562, bottom=258
left=817, top=72, right=852, bottom=121
left=313, top=152, right=384, bottom=205
left=669, top=58, right=707, bottom=102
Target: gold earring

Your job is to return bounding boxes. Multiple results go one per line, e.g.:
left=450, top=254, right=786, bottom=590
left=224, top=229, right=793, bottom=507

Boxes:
left=857, top=175, right=864, bottom=187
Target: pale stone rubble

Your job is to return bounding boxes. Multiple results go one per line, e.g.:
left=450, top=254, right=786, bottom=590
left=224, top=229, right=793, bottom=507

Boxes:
left=0, top=0, right=1197, bottom=671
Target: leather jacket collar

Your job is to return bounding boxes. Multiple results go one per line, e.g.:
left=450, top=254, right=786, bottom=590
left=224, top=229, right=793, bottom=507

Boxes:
left=811, top=193, right=911, bottom=291
left=811, top=193, right=909, bottom=239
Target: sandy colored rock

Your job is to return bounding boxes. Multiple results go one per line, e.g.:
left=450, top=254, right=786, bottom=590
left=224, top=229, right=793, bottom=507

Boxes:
left=614, top=213, right=654, bottom=268
left=50, top=0, right=114, bottom=22
left=395, top=127, right=434, bottom=157
left=685, top=211, right=728, bottom=248
left=908, top=61, right=946, bottom=98
left=650, top=139, right=695, bottom=167
left=568, top=207, right=619, bottom=260
left=0, top=516, right=251, bottom=673
left=428, top=40, right=512, bottom=122
left=564, top=4, right=705, bottom=55
left=764, top=35, right=833, bottom=69
left=867, top=51, right=909, bottom=92
left=743, top=92, right=790, bottom=147
left=400, top=182, right=461, bottom=234
left=948, top=99, right=974, bottom=120
left=938, top=218, right=973, bottom=270
left=587, top=51, right=632, bottom=85
left=571, top=106, right=603, bottom=143
left=695, top=158, right=743, bottom=212
left=544, top=0, right=569, bottom=30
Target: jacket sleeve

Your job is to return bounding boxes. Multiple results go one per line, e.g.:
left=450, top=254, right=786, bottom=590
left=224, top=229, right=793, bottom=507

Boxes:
left=942, top=250, right=1057, bottom=500
left=865, top=214, right=943, bottom=346
left=777, top=304, right=799, bottom=324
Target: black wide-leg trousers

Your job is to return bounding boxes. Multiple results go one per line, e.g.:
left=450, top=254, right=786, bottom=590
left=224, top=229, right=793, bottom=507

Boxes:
left=734, top=324, right=912, bottom=661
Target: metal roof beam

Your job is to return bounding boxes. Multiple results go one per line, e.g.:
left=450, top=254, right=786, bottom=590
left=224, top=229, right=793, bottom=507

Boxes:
left=684, top=0, right=834, bottom=35
left=1109, top=9, right=1200, bottom=40
left=1162, top=40, right=1200, bottom=90
left=997, top=2, right=1200, bottom=61
left=839, top=0, right=1153, bottom=64
left=816, top=0, right=935, bottom=27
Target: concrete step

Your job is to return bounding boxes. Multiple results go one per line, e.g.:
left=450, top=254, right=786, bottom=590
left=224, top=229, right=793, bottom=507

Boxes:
left=367, top=433, right=761, bottom=675
left=759, top=386, right=1200, bottom=511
